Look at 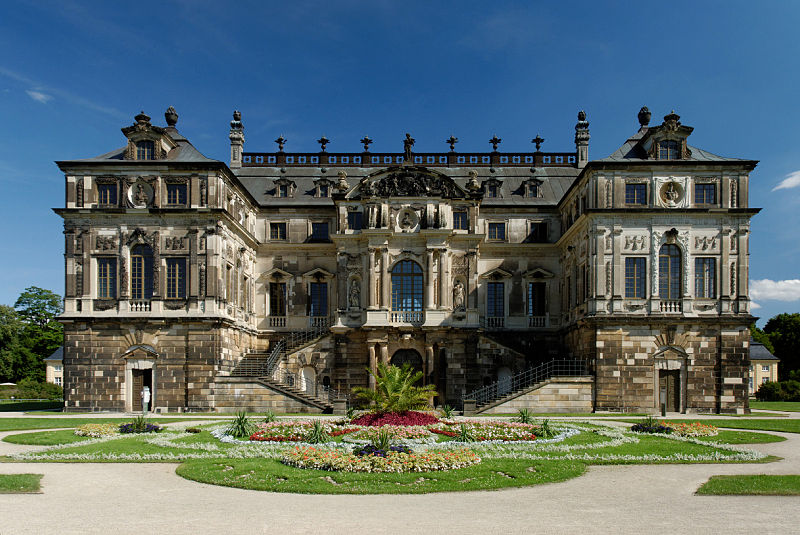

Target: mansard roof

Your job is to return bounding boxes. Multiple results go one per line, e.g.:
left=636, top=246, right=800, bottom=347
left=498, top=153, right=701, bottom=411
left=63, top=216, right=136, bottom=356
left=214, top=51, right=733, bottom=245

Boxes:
left=56, top=133, right=220, bottom=166
left=598, top=128, right=753, bottom=164
left=750, top=340, right=779, bottom=361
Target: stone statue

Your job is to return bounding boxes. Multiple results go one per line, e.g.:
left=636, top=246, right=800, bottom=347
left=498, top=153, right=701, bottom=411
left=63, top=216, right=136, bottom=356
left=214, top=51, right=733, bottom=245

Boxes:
left=135, top=183, right=148, bottom=206
left=349, top=279, right=360, bottom=308
left=453, top=280, right=465, bottom=311
left=403, top=133, right=415, bottom=162
left=664, top=182, right=679, bottom=202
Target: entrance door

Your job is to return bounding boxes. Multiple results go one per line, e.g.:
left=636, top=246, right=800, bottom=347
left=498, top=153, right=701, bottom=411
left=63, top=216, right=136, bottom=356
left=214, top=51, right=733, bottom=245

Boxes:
left=659, top=369, right=680, bottom=412
left=300, top=366, right=316, bottom=395
left=390, top=349, right=424, bottom=384
left=132, top=369, right=152, bottom=412
left=497, top=367, right=513, bottom=397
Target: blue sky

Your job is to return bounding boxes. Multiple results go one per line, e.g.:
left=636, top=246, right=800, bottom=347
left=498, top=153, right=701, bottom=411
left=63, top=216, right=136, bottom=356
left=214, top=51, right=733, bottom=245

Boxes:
left=0, top=1, right=798, bottom=326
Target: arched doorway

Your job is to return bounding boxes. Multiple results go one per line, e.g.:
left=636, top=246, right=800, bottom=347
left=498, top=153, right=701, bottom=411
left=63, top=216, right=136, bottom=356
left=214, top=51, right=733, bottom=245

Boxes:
left=390, top=349, right=424, bottom=385
left=300, top=366, right=316, bottom=395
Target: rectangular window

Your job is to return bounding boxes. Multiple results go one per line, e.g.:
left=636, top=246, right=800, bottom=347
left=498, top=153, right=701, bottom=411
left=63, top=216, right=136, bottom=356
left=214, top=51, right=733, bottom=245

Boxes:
left=165, top=258, right=186, bottom=299
left=225, top=264, right=233, bottom=301
left=750, top=377, right=753, bottom=388
left=625, top=257, right=646, bottom=298
left=269, top=283, right=286, bottom=316
left=762, top=365, right=769, bottom=373
left=527, top=183, right=540, bottom=198
left=136, top=140, right=155, bottom=160
left=166, top=183, right=187, bottom=206
left=625, top=184, right=646, bottom=205
left=310, top=222, right=329, bottom=242
left=277, top=184, right=288, bottom=198
left=488, top=222, right=506, bottom=241
left=318, top=184, right=329, bottom=198
left=98, top=184, right=117, bottom=206
left=310, top=282, right=328, bottom=317
left=54, top=377, right=62, bottom=386
left=453, top=211, right=468, bottom=230
left=97, top=258, right=117, bottom=299
left=694, top=258, right=716, bottom=298
left=658, top=140, right=680, bottom=160
left=527, top=282, right=546, bottom=316
left=487, top=282, right=504, bottom=317
left=347, top=211, right=362, bottom=231
left=54, top=365, right=62, bottom=372
left=528, top=222, right=548, bottom=243
left=130, top=252, right=153, bottom=300
left=486, top=184, right=498, bottom=198
left=762, top=377, right=769, bottom=384
left=695, top=183, right=716, bottom=204
left=270, top=222, right=287, bottom=240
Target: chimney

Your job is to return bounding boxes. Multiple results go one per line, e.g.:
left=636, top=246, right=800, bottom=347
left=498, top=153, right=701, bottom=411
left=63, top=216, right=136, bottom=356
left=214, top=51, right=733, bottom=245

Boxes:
left=229, top=110, right=244, bottom=168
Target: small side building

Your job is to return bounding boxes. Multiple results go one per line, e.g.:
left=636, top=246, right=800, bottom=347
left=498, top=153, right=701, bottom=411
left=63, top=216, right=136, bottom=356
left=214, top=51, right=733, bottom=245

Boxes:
left=44, top=347, right=64, bottom=387
left=749, top=339, right=779, bottom=395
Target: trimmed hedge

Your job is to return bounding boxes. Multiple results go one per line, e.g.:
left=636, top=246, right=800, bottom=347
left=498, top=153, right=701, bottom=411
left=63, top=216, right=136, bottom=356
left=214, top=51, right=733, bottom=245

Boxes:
left=0, top=401, right=64, bottom=412
left=756, top=380, right=800, bottom=402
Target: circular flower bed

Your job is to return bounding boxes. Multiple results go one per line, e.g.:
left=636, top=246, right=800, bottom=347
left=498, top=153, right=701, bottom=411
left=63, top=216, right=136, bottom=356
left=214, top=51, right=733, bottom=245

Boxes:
left=351, top=411, right=439, bottom=427
left=74, top=423, right=120, bottom=437
left=429, top=420, right=539, bottom=442
left=281, top=445, right=480, bottom=473
left=249, top=421, right=358, bottom=442
left=348, top=425, right=431, bottom=441
left=663, top=421, right=718, bottom=437
left=630, top=422, right=672, bottom=434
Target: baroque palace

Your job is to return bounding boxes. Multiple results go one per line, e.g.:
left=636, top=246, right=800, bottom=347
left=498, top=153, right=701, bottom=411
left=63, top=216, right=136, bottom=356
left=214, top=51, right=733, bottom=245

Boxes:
left=55, top=106, right=758, bottom=414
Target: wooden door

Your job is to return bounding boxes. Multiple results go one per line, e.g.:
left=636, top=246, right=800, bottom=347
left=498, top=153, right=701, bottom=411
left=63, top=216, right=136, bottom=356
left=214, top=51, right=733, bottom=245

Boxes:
left=132, top=370, right=143, bottom=411
left=659, top=370, right=680, bottom=412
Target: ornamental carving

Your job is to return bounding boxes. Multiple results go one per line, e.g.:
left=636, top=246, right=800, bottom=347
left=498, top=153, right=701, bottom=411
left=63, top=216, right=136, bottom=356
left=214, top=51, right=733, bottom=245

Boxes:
left=624, top=235, right=647, bottom=252
left=164, top=236, right=186, bottom=250
left=655, top=177, right=689, bottom=208
left=362, top=167, right=465, bottom=199
left=730, top=263, right=737, bottom=296
left=95, top=236, right=116, bottom=251
left=730, top=179, right=738, bottom=207
left=200, top=177, right=208, bottom=206
left=605, top=261, right=612, bottom=297
left=397, top=208, right=419, bottom=232
left=75, top=178, right=84, bottom=207
left=694, top=236, right=717, bottom=251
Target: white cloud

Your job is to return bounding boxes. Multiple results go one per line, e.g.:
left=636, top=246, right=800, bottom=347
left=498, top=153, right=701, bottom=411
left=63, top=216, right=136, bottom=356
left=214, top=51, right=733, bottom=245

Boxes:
left=750, top=301, right=761, bottom=310
left=25, top=89, right=52, bottom=104
left=773, top=170, right=800, bottom=191
left=750, top=279, right=800, bottom=301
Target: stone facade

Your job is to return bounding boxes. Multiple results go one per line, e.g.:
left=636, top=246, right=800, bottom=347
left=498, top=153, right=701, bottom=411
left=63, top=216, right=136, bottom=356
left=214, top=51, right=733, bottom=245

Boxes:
left=54, top=107, right=758, bottom=413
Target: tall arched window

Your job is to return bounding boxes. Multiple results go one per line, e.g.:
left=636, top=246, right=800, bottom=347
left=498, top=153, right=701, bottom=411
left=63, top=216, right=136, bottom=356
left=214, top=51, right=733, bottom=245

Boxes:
left=391, top=260, right=423, bottom=311
left=658, top=244, right=681, bottom=300
left=130, top=245, right=153, bottom=300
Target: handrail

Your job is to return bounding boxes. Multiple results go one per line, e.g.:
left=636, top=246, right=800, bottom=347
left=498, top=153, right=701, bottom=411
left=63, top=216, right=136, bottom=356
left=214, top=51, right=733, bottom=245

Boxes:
left=462, top=359, right=590, bottom=406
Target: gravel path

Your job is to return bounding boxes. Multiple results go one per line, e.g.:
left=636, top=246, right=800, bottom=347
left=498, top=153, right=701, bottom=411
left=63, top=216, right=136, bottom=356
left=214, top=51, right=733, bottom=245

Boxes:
left=0, top=415, right=799, bottom=534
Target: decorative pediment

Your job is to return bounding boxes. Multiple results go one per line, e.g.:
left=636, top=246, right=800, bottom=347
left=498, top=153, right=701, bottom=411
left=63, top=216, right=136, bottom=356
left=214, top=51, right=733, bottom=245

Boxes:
left=480, top=267, right=513, bottom=280
left=272, top=177, right=296, bottom=197
left=301, top=268, right=335, bottom=281
left=351, top=166, right=467, bottom=199
left=121, top=344, right=159, bottom=359
left=121, top=112, right=175, bottom=160
left=639, top=111, right=694, bottom=160
left=261, top=267, right=293, bottom=281
left=524, top=267, right=554, bottom=279
left=124, top=228, right=158, bottom=248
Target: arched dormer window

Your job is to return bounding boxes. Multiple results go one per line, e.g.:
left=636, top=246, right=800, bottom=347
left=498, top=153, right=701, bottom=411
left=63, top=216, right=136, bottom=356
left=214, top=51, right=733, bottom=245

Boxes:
left=658, top=243, right=681, bottom=299
left=136, top=140, right=155, bottom=160
left=130, top=244, right=154, bottom=300
left=391, top=260, right=423, bottom=311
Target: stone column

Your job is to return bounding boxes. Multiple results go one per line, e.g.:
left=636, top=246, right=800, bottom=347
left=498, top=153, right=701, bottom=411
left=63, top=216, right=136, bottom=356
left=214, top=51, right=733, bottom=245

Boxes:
left=381, top=248, right=390, bottom=309
left=425, top=345, right=434, bottom=383
left=368, top=345, right=377, bottom=389
left=426, top=250, right=435, bottom=309
left=367, top=249, right=377, bottom=309
left=380, top=343, right=389, bottom=366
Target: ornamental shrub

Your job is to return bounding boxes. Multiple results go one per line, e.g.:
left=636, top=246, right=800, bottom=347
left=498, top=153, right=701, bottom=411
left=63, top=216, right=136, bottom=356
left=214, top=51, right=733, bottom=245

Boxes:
left=352, top=363, right=437, bottom=413
left=227, top=411, right=255, bottom=438
left=630, top=416, right=672, bottom=435
left=756, top=380, right=800, bottom=402
left=119, top=416, right=162, bottom=434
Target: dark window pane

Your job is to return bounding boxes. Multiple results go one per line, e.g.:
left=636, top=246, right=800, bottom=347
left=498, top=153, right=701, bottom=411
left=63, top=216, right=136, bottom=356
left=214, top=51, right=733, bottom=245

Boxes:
left=391, top=260, right=423, bottom=311
left=487, top=282, right=504, bottom=317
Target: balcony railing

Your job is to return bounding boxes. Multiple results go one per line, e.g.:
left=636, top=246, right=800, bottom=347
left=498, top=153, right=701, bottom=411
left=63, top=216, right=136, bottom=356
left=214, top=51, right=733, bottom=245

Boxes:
left=390, top=311, right=424, bottom=325
left=485, top=317, right=505, bottom=329
left=310, top=316, right=332, bottom=329
left=269, top=316, right=286, bottom=328
left=660, top=300, right=682, bottom=313
left=130, top=300, right=151, bottom=312
left=528, top=315, right=547, bottom=328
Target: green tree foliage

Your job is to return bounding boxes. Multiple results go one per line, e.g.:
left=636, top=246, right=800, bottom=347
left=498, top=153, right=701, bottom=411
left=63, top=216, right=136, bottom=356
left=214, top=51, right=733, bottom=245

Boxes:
left=352, top=363, right=437, bottom=413
left=0, top=305, right=37, bottom=382
left=764, top=313, right=800, bottom=379
left=750, top=324, right=775, bottom=354
left=0, top=288, right=64, bottom=383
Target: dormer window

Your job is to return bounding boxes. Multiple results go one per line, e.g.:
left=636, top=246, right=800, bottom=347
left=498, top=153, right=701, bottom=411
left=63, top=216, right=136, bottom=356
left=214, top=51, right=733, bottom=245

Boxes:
left=526, top=183, right=540, bottom=198
left=136, top=140, right=155, bottom=160
left=273, top=178, right=295, bottom=198
left=278, top=184, right=288, bottom=198
left=487, top=184, right=498, bottom=198
left=318, top=183, right=329, bottom=197
left=658, top=140, right=680, bottom=160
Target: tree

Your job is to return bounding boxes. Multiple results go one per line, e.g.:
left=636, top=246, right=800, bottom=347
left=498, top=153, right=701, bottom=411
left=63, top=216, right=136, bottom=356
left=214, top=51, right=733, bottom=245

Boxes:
left=352, top=363, right=437, bottom=413
left=750, top=324, right=774, bottom=354
left=764, top=313, right=800, bottom=380
left=14, top=287, right=63, bottom=371
left=0, top=305, right=38, bottom=382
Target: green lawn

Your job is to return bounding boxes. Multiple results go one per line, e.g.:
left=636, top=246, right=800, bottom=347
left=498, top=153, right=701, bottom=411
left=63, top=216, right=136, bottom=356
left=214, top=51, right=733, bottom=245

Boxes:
left=749, top=401, right=800, bottom=412
left=0, top=474, right=42, bottom=493
left=697, top=475, right=800, bottom=495
left=693, top=430, right=785, bottom=445
left=3, top=429, right=94, bottom=446
left=614, top=418, right=800, bottom=434
left=0, top=418, right=203, bottom=432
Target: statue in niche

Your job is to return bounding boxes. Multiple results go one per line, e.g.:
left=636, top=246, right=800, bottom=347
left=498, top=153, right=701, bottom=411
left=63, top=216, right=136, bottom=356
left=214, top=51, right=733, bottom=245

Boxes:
left=453, top=280, right=465, bottom=311
left=663, top=182, right=680, bottom=202
left=135, top=183, right=149, bottom=206
left=400, top=211, right=413, bottom=230
left=349, top=279, right=360, bottom=308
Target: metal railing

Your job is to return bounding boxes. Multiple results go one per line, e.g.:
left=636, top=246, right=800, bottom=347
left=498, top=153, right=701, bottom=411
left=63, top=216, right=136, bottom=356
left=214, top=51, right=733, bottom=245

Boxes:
left=462, top=359, right=590, bottom=407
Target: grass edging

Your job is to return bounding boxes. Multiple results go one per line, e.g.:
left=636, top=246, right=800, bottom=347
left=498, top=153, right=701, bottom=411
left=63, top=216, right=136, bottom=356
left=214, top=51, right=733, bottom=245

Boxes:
left=0, top=473, right=43, bottom=493
left=697, top=474, right=800, bottom=495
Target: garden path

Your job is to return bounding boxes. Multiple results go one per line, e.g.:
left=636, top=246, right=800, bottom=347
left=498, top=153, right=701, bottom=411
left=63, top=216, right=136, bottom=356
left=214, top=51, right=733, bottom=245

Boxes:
left=1, top=416, right=799, bottom=534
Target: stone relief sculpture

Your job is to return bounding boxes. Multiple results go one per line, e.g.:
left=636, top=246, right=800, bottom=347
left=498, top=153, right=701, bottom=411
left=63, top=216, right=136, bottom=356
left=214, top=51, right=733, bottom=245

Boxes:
left=75, top=178, right=84, bottom=207
left=730, top=263, right=737, bottom=296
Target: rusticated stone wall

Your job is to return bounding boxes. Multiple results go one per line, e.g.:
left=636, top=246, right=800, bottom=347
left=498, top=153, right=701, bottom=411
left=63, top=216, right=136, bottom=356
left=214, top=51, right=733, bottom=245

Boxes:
left=480, top=377, right=593, bottom=414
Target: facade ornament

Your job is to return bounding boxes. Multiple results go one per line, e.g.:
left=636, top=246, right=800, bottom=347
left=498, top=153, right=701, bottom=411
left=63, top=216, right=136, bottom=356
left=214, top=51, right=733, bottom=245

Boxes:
left=402, top=133, right=415, bottom=162
left=605, top=261, right=612, bottom=297
left=274, top=135, right=286, bottom=152
left=531, top=134, right=545, bottom=152
left=489, top=135, right=502, bottom=152
left=336, top=171, right=349, bottom=192
left=360, top=136, right=372, bottom=152
left=164, top=106, right=178, bottom=127
left=75, top=178, right=84, bottom=207
left=95, top=236, right=116, bottom=251
left=604, top=179, right=612, bottom=208
left=446, top=135, right=458, bottom=152
left=200, top=178, right=208, bottom=206
left=730, top=178, right=738, bottom=207
left=624, top=235, right=647, bottom=251
left=638, top=106, right=651, bottom=127
left=730, top=263, right=737, bottom=296
left=662, top=110, right=681, bottom=132
left=316, top=135, right=330, bottom=152
left=694, top=236, right=717, bottom=251
left=466, top=169, right=480, bottom=192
